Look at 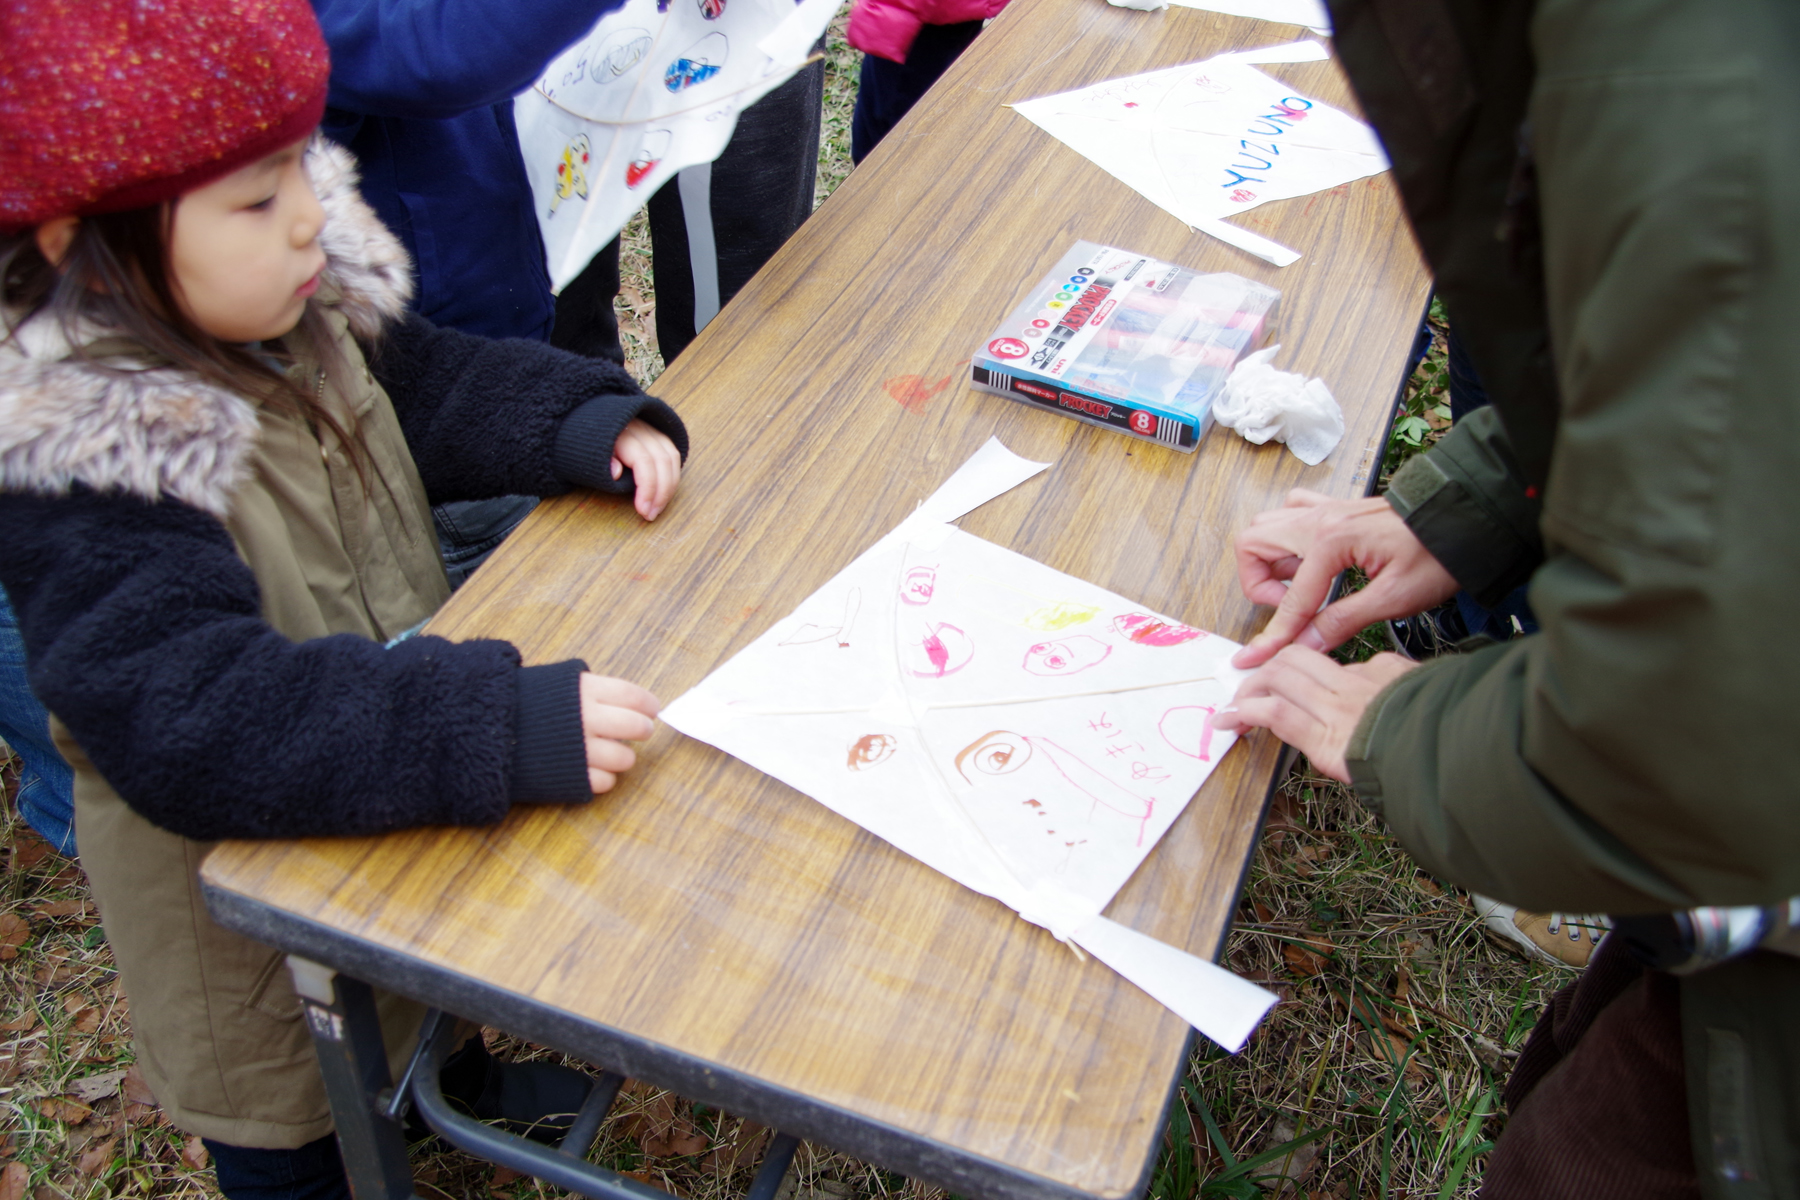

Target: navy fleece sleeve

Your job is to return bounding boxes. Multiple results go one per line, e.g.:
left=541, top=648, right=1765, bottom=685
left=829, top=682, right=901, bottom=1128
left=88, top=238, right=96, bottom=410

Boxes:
left=0, top=488, right=594, bottom=841
left=313, top=0, right=627, bottom=118
left=370, top=311, right=688, bottom=504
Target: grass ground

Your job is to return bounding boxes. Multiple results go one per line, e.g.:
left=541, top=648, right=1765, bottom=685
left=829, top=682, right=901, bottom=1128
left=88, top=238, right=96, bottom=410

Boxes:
left=0, top=22, right=1564, bottom=1200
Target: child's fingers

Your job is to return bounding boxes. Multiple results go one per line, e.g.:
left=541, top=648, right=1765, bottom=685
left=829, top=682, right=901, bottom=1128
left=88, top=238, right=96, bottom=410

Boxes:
left=586, top=734, right=637, bottom=777
left=580, top=672, right=661, bottom=721
left=588, top=766, right=618, bottom=794
left=626, top=433, right=681, bottom=521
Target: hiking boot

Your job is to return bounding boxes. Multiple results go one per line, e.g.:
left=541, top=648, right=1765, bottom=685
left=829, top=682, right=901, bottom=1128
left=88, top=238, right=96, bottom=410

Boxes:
left=1471, top=893, right=1611, bottom=969
left=1386, top=600, right=1472, bottom=661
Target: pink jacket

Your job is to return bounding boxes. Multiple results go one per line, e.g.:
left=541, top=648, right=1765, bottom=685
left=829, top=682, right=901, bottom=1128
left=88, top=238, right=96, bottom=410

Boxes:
left=847, top=0, right=1007, bottom=64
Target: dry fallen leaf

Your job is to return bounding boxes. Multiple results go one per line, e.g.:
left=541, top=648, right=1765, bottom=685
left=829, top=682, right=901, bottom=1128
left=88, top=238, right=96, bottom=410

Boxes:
left=75, top=1137, right=118, bottom=1178
left=0, top=1015, right=38, bottom=1034
left=0, top=914, right=28, bottom=961
left=181, top=1136, right=209, bottom=1171
left=31, top=900, right=88, bottom=919
left=34, top=1097, right=92, bottom=1125
left=70, top=1070, right=125, bottom=1104
left=490, top=1165, right=522, bottom=1186
left=11, top=833, right=53, bottom=871
left=122, top=1066, right=156, bottom=1108
left=1282, top=938, right=1333, bottom=977
left=0, top=1162, right=27, bottom=1200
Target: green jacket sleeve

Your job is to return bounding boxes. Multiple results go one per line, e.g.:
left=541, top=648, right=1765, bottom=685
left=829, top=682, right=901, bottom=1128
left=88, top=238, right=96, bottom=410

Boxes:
left=1383, top=408, right=1543, bottom=609
left=1345, top=0, right=1800, bottom=914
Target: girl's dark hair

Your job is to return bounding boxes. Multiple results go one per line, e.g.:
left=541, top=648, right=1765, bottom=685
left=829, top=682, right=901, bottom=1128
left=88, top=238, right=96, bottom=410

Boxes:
left=1, top=203, right=362, bottom=467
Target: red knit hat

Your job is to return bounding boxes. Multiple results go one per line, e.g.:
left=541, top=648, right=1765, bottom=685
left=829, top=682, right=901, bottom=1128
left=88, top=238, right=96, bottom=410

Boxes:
left=0, top=0, right=330, bottom=234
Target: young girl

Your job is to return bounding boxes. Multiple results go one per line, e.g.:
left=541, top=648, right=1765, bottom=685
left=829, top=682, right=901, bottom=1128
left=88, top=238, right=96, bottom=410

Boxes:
left=0, top=1, right=686, bottom=1194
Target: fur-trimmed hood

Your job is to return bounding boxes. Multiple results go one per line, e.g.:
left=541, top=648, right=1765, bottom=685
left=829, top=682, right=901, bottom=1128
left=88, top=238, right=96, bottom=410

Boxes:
left=0, top=137, right=413, bottom=518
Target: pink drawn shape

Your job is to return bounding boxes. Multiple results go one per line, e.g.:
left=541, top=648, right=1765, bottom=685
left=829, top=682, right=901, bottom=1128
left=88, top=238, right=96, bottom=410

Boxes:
left=900, top=566, right=937, bottom=606
left=1030, top=736, right=1156, bottom=846
left=1022, top=635, right=1111, bottom=676
left=907, top=623, right=973, bottom=677
left=1112, top=612, right=1206, bottom=647
left=1159, top=705, right=1218, bottom=762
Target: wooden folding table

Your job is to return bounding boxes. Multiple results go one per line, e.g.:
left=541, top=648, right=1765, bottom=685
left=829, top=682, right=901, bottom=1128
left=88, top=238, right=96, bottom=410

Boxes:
left=202, top=2, right=1428, bottom=1196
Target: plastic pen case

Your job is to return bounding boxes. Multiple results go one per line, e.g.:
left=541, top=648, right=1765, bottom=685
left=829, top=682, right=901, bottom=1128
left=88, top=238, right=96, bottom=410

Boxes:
left=970, top=240, right=1279, bottom=451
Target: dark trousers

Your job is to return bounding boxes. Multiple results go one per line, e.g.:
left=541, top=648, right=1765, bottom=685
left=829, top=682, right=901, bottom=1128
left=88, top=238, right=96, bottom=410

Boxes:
left=850, top=21, right=985, bottom=165
left=1481, top=935, right=1698, bottom=1199
left=553, top=60, right=825, bottom=367
left=205, top=1135, right=351, bottom=1200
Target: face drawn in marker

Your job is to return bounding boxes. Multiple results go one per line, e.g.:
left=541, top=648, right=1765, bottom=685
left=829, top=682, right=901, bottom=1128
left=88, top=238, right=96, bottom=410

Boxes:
left=907, top=623, right=973, bottom=678
left=900, top=566, right=937, bottom=606
left=1023, top=635, right=1111, bottom=676
left=846, top=733, right=897, bottom=770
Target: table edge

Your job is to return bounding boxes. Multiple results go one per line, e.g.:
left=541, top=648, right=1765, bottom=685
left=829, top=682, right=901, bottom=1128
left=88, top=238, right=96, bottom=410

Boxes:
left=200, top=878, right=1168, bottom=1200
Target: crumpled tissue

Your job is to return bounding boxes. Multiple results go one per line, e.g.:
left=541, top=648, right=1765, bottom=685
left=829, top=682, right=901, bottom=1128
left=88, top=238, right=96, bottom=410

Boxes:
left=1213, top=345, right=1344, bottom=465
left=1107, top=0, right=1169, bottom=12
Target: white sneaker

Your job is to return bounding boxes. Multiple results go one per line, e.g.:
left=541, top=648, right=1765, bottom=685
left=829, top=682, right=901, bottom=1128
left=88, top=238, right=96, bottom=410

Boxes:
left=1471, top=893, right=1611, bottom=968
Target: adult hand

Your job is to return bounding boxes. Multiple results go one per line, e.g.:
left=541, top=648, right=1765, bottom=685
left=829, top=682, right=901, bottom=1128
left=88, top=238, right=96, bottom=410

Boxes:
left=1213, top=648, right=1418, bottom=782
left=1232, top=489, right=1458, bottom=669
left=611, top=418, right=683, bottom=522
left=579, top=672, right=661, bottom=794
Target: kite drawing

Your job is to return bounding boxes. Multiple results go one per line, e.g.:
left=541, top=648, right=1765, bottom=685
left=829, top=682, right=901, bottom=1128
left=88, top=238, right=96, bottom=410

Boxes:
left=516, top=0, right=841, bottom=289
left=1008, top=40, right=1389, bottom=266
left=662, top=438, right=1280, bottom=1050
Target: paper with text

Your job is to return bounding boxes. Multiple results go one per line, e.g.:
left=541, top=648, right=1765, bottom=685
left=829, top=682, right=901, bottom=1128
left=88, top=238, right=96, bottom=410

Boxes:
left=1009, top=42, right=1387, bottom=266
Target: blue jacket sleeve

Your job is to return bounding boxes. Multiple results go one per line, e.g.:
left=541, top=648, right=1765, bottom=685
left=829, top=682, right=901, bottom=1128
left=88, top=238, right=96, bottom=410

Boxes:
left=368, top=311, right=689, bottom=505
left=0, top=487, right=594, bottom=841
left=312, top=0, right=628, bottom=118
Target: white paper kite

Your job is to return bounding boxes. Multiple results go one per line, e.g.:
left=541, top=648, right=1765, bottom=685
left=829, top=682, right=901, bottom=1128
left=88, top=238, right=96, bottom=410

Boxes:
left=662, top=440, right=1279, bottom=1050
left=514, top=0, right=841, bottom=291
left=1009, top=40, right=1388, bottom=266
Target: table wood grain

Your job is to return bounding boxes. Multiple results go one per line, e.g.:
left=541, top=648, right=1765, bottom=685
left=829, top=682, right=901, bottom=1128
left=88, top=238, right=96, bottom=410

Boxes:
left=202, top=2, right=1428, bottom=1195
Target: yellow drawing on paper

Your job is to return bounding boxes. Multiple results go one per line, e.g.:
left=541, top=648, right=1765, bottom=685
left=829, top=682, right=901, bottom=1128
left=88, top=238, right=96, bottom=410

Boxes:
left=549, top=134, right=592, bottom=216
left=1024, top=599, right=1102, bottom=632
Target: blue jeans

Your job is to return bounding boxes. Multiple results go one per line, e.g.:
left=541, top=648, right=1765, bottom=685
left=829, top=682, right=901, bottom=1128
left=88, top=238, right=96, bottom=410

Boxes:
left=432, top=495, right=538, bottom=590
left=204, top=1135, right=351, bottom=1200
left=0, top=585, right=75, bottom=855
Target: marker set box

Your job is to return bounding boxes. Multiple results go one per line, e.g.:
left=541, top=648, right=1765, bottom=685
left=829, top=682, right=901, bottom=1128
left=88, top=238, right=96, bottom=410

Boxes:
left=970, top=241, right=1279, bottom=452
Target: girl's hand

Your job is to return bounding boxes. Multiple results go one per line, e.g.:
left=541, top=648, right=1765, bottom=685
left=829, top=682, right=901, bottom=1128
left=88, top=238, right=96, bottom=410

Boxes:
left=580, top=672, right=661, bottom=794
left=611, top=419, right=682, bottom=521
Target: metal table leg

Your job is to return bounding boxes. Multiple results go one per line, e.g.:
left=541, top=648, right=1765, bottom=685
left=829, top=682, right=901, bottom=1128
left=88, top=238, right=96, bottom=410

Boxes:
left=288, top=956, right=417, bottom=1200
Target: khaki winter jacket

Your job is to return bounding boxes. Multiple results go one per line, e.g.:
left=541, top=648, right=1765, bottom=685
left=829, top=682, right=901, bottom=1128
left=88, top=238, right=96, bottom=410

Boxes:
left=43, top=145, right=446, bottom=1147
left=0, top=139, right=684, bottom=1147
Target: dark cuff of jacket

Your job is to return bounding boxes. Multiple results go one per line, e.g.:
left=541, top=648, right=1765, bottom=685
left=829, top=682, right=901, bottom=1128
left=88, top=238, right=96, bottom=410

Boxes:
left=552, top=397, right=690, bottom=494
left=1385, top=430, right=1543, bottom=607
left=511, top=659, right=592, bottom=803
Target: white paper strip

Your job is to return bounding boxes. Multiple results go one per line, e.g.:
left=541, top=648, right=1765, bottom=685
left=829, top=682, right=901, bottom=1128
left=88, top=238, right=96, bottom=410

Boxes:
left=1166, top=0, right=1331, bottom=35
left=1073, top=916, right=1277, bottom=1052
